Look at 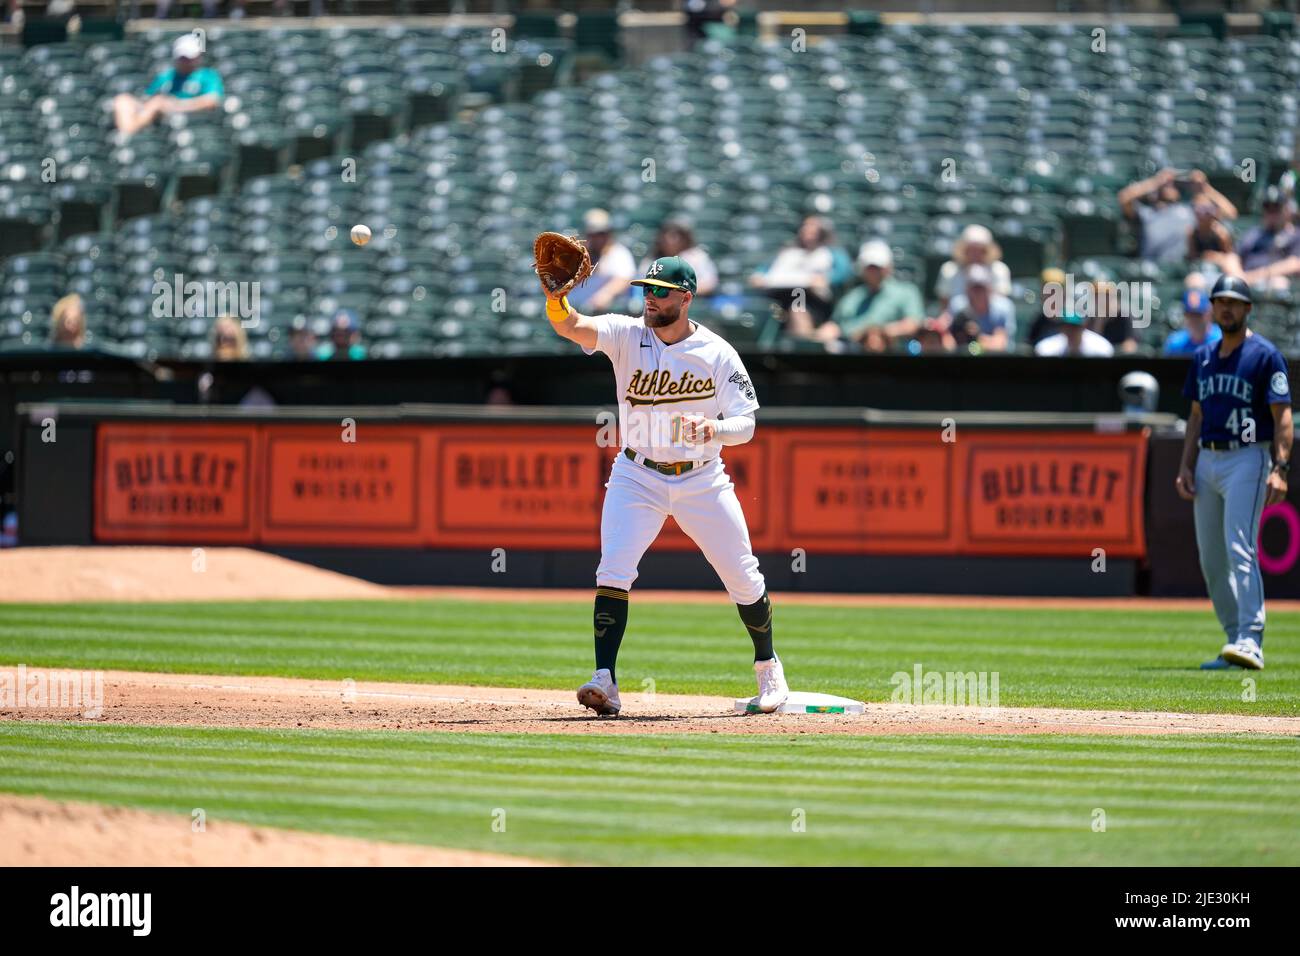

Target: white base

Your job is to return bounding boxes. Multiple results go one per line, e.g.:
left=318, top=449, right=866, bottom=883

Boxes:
left=734, top=691, right=865, bottom=715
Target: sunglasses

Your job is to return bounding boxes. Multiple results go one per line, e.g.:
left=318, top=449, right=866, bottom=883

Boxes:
left=643, top=285, right=679, bottom=299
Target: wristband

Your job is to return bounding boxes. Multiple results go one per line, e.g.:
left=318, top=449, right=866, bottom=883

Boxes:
left=1273, top=459, right=1290, bottom=475
left=546, top=296, right=570, bottom=324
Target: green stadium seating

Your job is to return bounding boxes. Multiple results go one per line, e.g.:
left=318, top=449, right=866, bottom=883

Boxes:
left=4, top=22, right=1300, bottom=358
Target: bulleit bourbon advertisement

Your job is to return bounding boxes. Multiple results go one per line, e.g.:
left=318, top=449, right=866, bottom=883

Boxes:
left=430, top=424, right=607, bottom=549
left=960, top=429, right=1149, bottom=558
left=95, top=422, right=257, bottom=544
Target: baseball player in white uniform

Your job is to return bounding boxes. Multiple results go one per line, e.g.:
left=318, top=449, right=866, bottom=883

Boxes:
left=543, top=255, right=789, bottom=715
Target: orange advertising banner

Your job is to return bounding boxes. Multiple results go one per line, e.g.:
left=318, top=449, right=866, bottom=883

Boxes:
left=260, top=427, right=424, bottom=546
left=960, top=430, right=1148, bottom=557
left=95, top=423, right=256, bottom=543
left=92, top=420, right=1149, bottom=558
left=631, top=435, right=777, bottom=552
left=430, top=424, right=606, bottom=549
left=782, top=431, right=953, bottom=553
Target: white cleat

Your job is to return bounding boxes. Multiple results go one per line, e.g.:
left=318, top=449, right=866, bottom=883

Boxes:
left=577, top=668, right=622, bottom=716
left=753, top=656, right=790, bottom=713
left=1220, top=639, right=1264, bottom=671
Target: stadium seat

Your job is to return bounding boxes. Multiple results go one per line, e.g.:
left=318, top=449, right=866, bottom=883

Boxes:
left=4, top=23, right=1298, bottom=357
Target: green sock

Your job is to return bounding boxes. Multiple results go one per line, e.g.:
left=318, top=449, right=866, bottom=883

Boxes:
left=594, top=586, right=629, bottom=684
left=738, top=592, right=774, bottom=662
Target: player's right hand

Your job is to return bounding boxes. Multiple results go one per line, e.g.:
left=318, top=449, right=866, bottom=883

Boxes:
left=1175, top=464, right=1196, bottom=500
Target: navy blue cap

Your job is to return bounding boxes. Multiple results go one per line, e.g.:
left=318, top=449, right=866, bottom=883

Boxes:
left=1182, top=289, right=1209, bottom=313
left=1209, top=274, right=1252, bottom=304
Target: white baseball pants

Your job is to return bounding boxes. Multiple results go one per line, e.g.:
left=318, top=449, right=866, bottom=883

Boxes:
left=596, top=452, right=766, bottom=605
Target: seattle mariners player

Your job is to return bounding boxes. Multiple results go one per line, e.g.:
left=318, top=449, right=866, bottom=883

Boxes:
left=542, top=255, right=789, bottom=715
left=1176, top=274, right=1293, bottom=670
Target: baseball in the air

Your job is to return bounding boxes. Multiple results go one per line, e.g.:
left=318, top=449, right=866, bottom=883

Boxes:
left=350, top=224, right=371, bottom=246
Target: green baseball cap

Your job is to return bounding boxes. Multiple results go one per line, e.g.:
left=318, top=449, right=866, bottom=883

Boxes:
left=630, top=256, right=697, bottom=294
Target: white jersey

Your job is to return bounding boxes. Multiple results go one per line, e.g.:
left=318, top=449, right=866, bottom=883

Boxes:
left=1034, top=329, right=1115, bottom=357
left=584, top=313, right=760, bottom=461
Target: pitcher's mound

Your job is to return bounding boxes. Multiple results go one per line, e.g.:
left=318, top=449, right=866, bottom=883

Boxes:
left=0, top=547, right=388, bottom=603
left=0, top=794, right=549, bottom=866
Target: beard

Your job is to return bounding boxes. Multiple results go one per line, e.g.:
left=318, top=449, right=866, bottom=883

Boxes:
left=1216, top=315, right=1246, bottom=334
left=645, top=301, right=682, bottom=327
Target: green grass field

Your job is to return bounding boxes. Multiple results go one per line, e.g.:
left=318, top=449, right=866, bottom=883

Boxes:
left=1, top=724, right=1296, bottom=866
left=2, top=597, right=1297, bottom=865
left=0, top=598, right=1295, bottom=714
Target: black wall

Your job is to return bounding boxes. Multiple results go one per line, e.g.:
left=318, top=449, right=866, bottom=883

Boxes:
left=1148, top=432, right=1300, bottom=599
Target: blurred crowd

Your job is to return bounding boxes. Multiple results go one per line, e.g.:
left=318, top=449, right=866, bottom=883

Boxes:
left=1, top=0, right=319, bottom=24
left=38, top=167, right=1300, bottom=362
left=515, top=166, right=1300, bottom=358
left=21, top=31, right=1300, bottom=361
left=39, top=174, right=1300, bottom=362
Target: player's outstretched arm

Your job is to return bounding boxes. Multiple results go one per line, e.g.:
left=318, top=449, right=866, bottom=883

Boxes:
left=534, top=232, right=597, bottom=348
left=545, top=295, right=599, bottom=351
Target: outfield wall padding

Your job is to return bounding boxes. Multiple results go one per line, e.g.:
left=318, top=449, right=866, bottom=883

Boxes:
left=14, top=402, right=1168, bottom=596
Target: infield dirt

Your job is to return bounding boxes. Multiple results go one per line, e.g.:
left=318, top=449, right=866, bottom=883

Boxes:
left=6, top=545, right=1300, bottom=612
left=1, top=668, right=1291, bottom=737
left=2, top=547, right=1293, bottom=867
left=0, top=793, right=551, bottom=867
left=1, top=548, right=1293, bottom=737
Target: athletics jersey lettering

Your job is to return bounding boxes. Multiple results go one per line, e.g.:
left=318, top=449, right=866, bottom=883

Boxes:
left=626, top=368, right=717, bottom=404
left=583, top=312, right=760, bottom=461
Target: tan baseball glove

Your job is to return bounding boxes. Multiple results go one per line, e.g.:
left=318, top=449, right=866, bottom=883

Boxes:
left=534, top=232, right=592, bottom=300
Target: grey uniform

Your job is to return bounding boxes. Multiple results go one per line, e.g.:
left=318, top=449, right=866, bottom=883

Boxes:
left=1183, top=332, right=1291, bottom=647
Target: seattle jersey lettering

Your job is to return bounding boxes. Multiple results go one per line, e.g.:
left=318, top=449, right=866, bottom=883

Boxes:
left=1196, top=373, right=1253, bottom=403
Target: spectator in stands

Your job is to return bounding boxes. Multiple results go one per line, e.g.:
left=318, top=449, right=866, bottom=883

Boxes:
left=211, top=316, right=248, bottom=361
left=936, top=264, right=1016, bottom=352
left=1027, top=267, right=1066, bottom=345
left=641, top=219, right=718, bottom=296
left=629, top=220, right=718, bottom=314
left=912, top=317, right=957, bottom=353
left=684, top=0, right=737, bottom=48
left=750, top=215, right=851, bottom=338
left=1163, top=288, right=1221, bottom=356
left=1186, top=201, right=1241, bottom=274
left=934, top=224, right=1012, bottom=306
left=1239, top=186, right=1300, bottom=289
left=49, top=293, right=86, bottom=349
left=1089, top=280, right=1140, bottom=354
left=316, top=309, right=367, bottom=360
left=565, top=208, right=637, bottom=314
left=817, top=240, right=925, bottom=352
left=287, top=315, right=316, bottom=361
left=113, top=34, right=224, bottom=138
left=130, top=0, right=223, bottom=21
left=1276, top=152, right=1300, bottom=218
left=1118, top=168, right=1237, bottom=264
left=1034, top=310, right=1114, bottom=357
